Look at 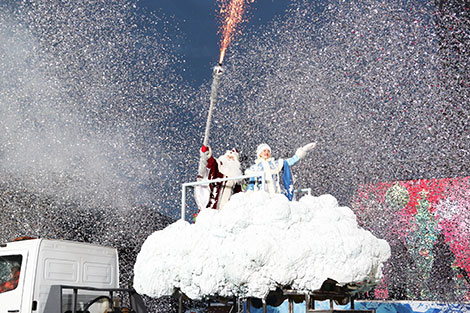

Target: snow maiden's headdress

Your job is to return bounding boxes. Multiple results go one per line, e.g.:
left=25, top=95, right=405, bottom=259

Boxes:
left=256, top=143, right=271, bottom=157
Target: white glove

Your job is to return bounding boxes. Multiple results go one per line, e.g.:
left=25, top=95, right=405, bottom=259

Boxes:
left=302, top=142, right=317, bottom=152
left=295, top=142, right=317, bottom=159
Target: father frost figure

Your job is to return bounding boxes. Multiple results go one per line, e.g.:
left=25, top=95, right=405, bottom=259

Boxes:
left=195, top=145, right=242, bottom=211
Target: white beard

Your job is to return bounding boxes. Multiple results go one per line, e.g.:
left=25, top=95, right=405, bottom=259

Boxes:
left=217, top=155, right=242, bottom=178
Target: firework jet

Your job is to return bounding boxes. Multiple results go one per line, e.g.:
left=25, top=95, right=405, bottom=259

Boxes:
left=202, top=0, right=253, bottom=146
left=218, top=0, right=252, bottom=65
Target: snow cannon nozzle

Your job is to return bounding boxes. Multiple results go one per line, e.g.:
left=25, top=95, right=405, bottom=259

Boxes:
left=213, top=64, right=224, bottom=76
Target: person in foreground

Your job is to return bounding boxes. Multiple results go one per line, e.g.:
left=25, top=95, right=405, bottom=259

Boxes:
left=245, top=142, right=316, bottom=200
left=195, top=145, right=243, bottom=211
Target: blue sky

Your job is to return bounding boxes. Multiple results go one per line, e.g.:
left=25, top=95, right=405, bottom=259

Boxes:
left=137, top=0, right=292, bottom=86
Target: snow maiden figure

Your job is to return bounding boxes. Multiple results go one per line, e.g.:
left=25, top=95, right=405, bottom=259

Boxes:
left=245, top=142, right=316, bottom=200
left=195, top=145, right=243, bottom=211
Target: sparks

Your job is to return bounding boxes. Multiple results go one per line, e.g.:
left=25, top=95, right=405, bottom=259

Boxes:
left=217, top=0, right=253, bottom=65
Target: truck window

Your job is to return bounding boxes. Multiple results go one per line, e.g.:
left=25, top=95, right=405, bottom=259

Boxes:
left=0, top=255, right=22, bottom=293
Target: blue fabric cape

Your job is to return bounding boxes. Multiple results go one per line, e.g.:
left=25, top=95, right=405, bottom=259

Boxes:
left=281, top=160, right=294, bottom=201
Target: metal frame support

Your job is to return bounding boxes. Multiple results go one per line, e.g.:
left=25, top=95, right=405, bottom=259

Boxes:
left=72, top=288, right=77, bottom=313
left=288, top=297, right=294, bottom=313
left=178, top=293, right=183, bottom=313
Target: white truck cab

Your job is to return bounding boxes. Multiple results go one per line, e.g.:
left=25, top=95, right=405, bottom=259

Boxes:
left=0, top=238, right=136, bottom=313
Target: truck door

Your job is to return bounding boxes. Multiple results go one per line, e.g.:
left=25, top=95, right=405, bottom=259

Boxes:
left=0, top=253, right=27, bottom=313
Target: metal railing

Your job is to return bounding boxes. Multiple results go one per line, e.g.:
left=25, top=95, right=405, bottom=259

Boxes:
left=180, top=172, right=265, bottom=221
left=180, top=174, right=313, bottom=221
left=294, top=188, right=312, bottom=197
left=44, top=285, right=147, bottom=313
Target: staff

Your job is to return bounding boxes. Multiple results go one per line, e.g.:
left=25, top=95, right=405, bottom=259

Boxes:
left=203, top=64, right=224, bottom=147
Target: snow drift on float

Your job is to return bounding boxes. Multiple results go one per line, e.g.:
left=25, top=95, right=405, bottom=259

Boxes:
left=133, top=191, right=391, bottom=300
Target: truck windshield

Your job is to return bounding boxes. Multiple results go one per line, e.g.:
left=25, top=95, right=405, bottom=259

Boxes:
left=0, top=255, right=22, bottom=293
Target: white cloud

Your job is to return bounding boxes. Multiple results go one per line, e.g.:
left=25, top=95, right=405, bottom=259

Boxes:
left=134, top=191, right=390, bottom=299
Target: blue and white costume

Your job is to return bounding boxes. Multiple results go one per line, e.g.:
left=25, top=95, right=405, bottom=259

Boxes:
left=245, top=142, right=316, bottom=200
left=246, top=155, right=298, bottom=196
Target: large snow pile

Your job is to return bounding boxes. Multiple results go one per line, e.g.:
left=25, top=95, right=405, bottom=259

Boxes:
left=134, top=191, right=390, bottom=300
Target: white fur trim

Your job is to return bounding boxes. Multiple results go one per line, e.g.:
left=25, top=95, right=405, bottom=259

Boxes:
left=296, top=147, right=307, bottom=159
left=224, top=148, right=239, bottom=161
left=256, top=143, right=271, bottom=157
left=218, top=155, right=242, bottom=178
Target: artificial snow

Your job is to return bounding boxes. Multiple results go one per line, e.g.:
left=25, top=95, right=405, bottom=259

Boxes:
left=133, top=191, right=390, bottom=300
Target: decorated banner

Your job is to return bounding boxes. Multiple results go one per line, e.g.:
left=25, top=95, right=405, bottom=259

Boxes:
left=352, top=177, right=470, bottom=302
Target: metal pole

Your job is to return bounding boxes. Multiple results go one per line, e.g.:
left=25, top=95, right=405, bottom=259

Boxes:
left=181, top=185, right=186, bottom=221
left=72, top=288, right=77, bottom=313
left=178, top=293, right=183, bottom=313
left=203, top=65, right=224, bottom=146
